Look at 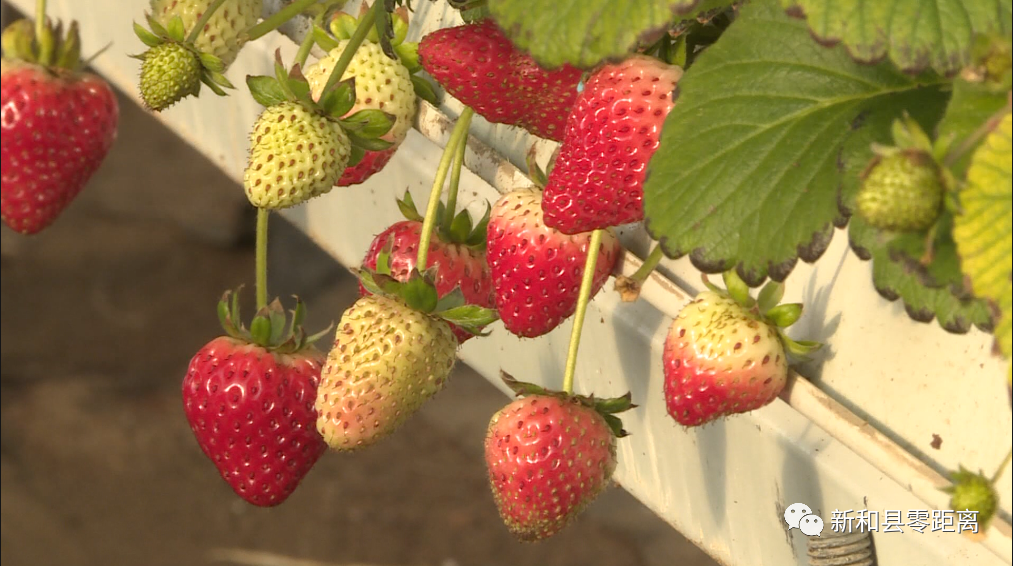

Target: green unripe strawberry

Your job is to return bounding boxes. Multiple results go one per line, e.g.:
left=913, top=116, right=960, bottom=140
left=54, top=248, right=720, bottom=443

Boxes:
left=943, top=467, right=999, bottom=530
left=315, top=294, right=458, bottom=451
left=139, top=42, right=202, bottom=111
left=243, top=101, right=351, bottom=209
left=855, top=150, right=943, bottom=232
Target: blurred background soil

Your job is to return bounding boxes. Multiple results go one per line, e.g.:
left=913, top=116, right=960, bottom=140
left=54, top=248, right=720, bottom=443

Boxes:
left=0, top=84, right=718, bottom=566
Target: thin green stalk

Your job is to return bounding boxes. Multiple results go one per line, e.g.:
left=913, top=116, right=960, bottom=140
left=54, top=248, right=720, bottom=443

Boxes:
left=186, top=0, right=229, bottom=43
left=561, top=229, right=604, bottom=394
left=34, top=0, right=46, bottom=42
left=293, top=26, right=317, bottom=67
left=992, top=449, right=1012, bottom=483
left=245, top=0, right=320, bottom=41
left=255, top=208, right=270, bottom=309
left=417, top=108, right=475, bottom=269
left=319, top=0, right=384, bottom=97
left=629, top=244, right=664, bottom=284
left=943, top=103, right=1012, bottom=168
left=442, top=116, right=470, bottom=234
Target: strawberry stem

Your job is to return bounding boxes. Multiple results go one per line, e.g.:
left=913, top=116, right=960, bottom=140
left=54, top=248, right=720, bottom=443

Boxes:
left=293, top=23, right=317, bottom=67
left=34, top=0, right=46, bottom=46
left=992, top=449, right=1012, bottom=484
left=255, top=208, right=270, bottom=310
left=417, top=107, right=474, bottom=270
left=319, top=0, right=385, bottom=98
left=442, top=109, right=470, bottom=234
left=246, top=0, right=320, bottom=41
left=942, top=102, right=1012, bottom=168
left=628, top=244, right=664, bottom=284
left=562, top=228, right=604, bottom=395
left=185, top=0, right=229, bottom=44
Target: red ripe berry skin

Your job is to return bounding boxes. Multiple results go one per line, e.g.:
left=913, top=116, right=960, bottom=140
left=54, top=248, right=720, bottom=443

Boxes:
left=337, top=146, right=398, bottom=187
left=541, top=56, right=682, bottom=234
left=1, top=62, right=119, bottom=235
left=182, top=336, right=327, bottom=507
left=418, top=20, right=581, bottom=142
left=485, top=395, right=617, bottom=541
left=360, top=220, right=495, bottom=343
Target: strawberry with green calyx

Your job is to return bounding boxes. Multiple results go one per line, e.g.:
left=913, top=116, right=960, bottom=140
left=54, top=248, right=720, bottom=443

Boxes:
left=131, top=13, right=235, bottom=111
left=485, top=373, right=633, bottom=541
left=855, top=114, right=954, bottom=233
left=243, top=50, right=396, bottom=209
left=1, top=17, right=119, bottom=235
left=305, top=31, right=416, bottom=185
left=487, top=187, right=622, bottom=338
left=182, top=288, right=331, bottom=507
left=663, top=270, right=822, bottom=427
left=360, top=190, right=494, bottom=343
left=148, top=0, right=262, bottom=70
left=418, top=19, right=583, bottom=142
left=942, top=466, right=1000, bottom=535
left=541, top=55, right=683, bottom=234
left=315, top=266, right=499, bottom=451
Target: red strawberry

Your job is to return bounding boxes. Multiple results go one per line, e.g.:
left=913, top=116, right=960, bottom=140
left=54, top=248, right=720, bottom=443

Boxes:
left=360, top=192, right=494, bottom=343
left=418, top=20, right=582, bottom=142
left=487, top=187, right=621, bottom=338
left=182, top=290, right=329, bottom=507
left=663, top=274, right=821, bottom=426
left=541, top=55, right=682, bottom=234
left=1, top=19, right=119, bottom=235
left=338, top=145, right=397, bottom=187
left=484, top=374, right=632, bottom=541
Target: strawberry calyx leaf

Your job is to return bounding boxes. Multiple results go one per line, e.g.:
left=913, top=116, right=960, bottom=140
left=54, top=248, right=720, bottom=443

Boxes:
left=394, top=190, right=490, bottom=249
left=2, top=17, right=85, bottom=71
left=217, top=287, right=331, bottom=354
left=499, top=372, right=635, bottom=437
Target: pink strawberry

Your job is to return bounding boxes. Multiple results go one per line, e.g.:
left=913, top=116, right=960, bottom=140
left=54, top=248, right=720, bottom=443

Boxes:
left=418, top=19, right=582, bottom=142
left=485, top=374, right=632, bottom=541
left=541, top=55, right=682, bottom=234
left=359, top=192, right=494, bottom=343
left=486, top=187, right=621, bottom=338
left=1, top=19, right=119, bottom=235
left=338, top=145, right=396, bottom=186
left=663, top=274, right=821, bottom=426
left=182, top=290, right=329, bottom=506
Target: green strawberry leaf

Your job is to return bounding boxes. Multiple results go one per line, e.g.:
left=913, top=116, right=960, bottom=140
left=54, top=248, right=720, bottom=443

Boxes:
left=499, top=371, right=552, bottom=397
left=757, top=281, right=785, bottom=313
left=400, top=269, right=440, bottom=313
left=313, top=23, right=341, bottom=52
left=348, top=132, right=395, bottom=151
left=207, top=70, right=235, bottom=89
left=884, top=214, right=971, bottom=294
left=448, top=209, right=474, bottom=243
left=347, top=145, right=365, bottom=167
left=250, top=314, right=273, bottom=345
left=592, top=392, right=635, bottom=414
left=936, top=76, right=1011, bottom=178
left=849, top=215, right=994, bottom=333
left=340, top=109, right=396, bottom=138
left=199, top=52, right=225, bottom=74
left=602, top=414, right=629, bottom=438
left=246, top=75, right=288, bottom=107
left=330, top=12, right=357, bottom=40
left=133, top=22, right=162, bottom=48
left=487, top=0, right=737, bottom=69
left=767, top=303, right=803, bottom=328
left=411, top=75, right=439, bottom=106
left=165, top=15, right=186, bottom=43
left=394, top=41, right=420, bottom=73
left=434, top=287, right=468, bottom=312
left=320, top=78, right=356, bottom=118
left=643, top=0, right=949, bottom=286
left=780, top=0, right=1013, bottom=77
left=953, top=112, right=1012, bottom=381
left=396, top=190, right=425, bottom=222
left=145, top=15, right=169, bottom=39
left=466, top=204, right=492, bottom=248
left=439, top=305, right=499, bottom=332
left=199, top=74, right=225, bottom=96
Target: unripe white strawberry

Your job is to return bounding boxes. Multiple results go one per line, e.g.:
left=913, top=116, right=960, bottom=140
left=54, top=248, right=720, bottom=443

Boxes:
left=243, top=101, right=351, bottom=209
left=149, top=0, right=262, bottom=69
